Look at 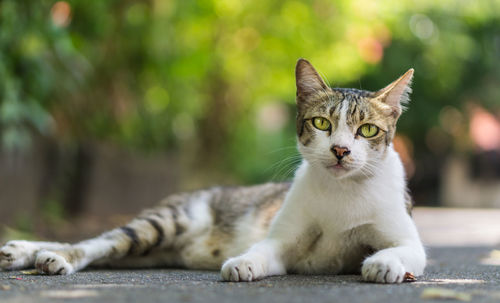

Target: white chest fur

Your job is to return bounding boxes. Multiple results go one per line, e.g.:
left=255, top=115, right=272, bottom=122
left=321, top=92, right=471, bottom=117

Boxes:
left=268, top=147, right=406, bottom=273
left=221, top=146, right=425, bottom=283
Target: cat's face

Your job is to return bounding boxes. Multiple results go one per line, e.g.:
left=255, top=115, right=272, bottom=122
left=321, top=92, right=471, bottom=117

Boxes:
left=295, top=59, right=413, bottom=179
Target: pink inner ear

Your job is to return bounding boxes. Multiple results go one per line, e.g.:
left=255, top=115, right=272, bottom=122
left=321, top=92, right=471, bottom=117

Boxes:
left=385, top=80, right=410, bottom=107
left=377, top=69, right=414, bottom=114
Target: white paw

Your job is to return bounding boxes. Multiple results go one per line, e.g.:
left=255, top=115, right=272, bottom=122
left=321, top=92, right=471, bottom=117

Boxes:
left=362, top=254, right=405, bottom=284
left=0, top=241, right=39, bottom=270
left=35, top=251, right=74, bottom=275
left=221, top=256, right=267, bottom=282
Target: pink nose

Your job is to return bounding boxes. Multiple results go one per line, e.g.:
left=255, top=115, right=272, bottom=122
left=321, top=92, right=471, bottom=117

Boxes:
left=331, top=145, right=351, bottom=160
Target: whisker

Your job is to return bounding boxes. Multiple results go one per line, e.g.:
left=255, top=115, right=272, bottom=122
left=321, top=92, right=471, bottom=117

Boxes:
left=269, top=155, right=303, bottom=181
left=266, top=145, right=299, bottom=154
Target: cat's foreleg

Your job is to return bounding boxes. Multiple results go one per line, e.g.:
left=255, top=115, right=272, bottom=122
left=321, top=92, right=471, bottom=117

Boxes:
left=362, top=244, right=425, bottom=283
left=221, top=195, right=307, bottom=282
left=221, top=239, right=286, bottom=281
left=361, top=213, right=426, bottom=284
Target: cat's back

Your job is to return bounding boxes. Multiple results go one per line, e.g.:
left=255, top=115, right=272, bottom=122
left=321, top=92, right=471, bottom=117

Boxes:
left=157, top=182, right=290, bottom=216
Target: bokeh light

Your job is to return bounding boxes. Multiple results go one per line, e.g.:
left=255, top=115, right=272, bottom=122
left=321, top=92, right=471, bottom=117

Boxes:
left=469, top=105, right=500, bottom=151
left=51, top=1, right=72, bottom=27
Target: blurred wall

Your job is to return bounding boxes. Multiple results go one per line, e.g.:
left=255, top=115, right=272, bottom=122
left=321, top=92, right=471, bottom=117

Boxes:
left=0, top=141, right=181, bottom=227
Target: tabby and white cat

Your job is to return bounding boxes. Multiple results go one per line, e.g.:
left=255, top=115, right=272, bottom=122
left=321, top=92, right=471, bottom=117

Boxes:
left=0, top=59, right=425, bottom=283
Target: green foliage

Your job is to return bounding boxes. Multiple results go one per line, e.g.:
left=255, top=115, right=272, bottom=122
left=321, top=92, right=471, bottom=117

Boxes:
left=1, top=0, right=499, bottom=182
left=41, top=199, right=66, bottom=225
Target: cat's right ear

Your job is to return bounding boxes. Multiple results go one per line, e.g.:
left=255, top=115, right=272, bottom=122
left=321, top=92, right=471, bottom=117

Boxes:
left=372, top=69, right=414, bottom=119
left=295, top=59, right=329, bottom=99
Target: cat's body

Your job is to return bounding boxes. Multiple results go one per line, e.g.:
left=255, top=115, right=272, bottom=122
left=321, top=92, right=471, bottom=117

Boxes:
left=0, top=59, right=426, bottom=283
left=0, top=183, right=289, bottom=274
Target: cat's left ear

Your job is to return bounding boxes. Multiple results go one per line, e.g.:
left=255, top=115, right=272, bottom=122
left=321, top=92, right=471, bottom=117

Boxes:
left=295, top=58, right=329, bottom=98
left=372, top=69, right=414, bottom=119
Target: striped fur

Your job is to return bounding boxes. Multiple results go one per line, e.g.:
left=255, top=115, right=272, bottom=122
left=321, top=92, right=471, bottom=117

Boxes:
left=0, top=183, right=290, bottom=274
left=0, top=60, right=421, bottom=281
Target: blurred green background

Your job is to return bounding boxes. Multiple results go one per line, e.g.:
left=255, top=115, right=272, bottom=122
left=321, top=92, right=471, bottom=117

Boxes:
left=1, top=0, right=500, bottom=238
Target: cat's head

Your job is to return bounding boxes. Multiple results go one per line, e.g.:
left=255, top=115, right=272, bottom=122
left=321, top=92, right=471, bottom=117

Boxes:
left=295, top=59, right=413, bottom=179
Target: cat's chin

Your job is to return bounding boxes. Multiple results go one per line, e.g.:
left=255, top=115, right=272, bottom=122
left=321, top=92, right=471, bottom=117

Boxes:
left=325, top=164, right=354, bottom=178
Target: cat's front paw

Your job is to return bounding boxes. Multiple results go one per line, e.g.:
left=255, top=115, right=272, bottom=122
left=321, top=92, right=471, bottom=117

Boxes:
left=221, top=256, right=267, bottom=282
left=0, top=241, right=39, bottom=270
left=362, top=254, right=405, bottom=284
left=35, top=251, right=74, bottom=275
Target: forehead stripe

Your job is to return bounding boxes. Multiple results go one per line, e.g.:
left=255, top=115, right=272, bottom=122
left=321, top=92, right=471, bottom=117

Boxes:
left=351, top=104, right=357, bottom=116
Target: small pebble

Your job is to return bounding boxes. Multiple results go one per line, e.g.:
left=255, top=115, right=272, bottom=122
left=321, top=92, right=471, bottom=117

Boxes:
left=0, top=285, right=11, bottom=291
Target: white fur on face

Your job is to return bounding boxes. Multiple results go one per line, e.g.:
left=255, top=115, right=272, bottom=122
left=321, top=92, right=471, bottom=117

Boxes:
left=298, top=100, right=382, bottom=179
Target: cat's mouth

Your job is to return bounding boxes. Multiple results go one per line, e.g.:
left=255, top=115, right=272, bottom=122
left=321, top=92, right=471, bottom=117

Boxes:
left=326, top=162, right=349, bottom=171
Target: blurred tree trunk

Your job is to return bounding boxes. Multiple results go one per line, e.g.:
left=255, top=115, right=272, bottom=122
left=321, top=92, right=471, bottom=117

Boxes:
left=38, top=140, right=93, bottom=217
left=198, top=70, right=232, bottom=165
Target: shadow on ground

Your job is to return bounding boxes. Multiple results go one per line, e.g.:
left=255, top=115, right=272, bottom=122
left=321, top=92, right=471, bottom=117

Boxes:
left=1, top=246, right=499, bottom=303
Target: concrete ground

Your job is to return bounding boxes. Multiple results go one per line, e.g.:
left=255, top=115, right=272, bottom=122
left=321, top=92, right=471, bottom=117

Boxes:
left=1, top=208, right=500, bottom=303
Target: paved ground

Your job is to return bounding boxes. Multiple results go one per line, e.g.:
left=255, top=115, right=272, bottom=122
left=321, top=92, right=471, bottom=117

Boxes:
left=1, top=208, right=499, bottom=303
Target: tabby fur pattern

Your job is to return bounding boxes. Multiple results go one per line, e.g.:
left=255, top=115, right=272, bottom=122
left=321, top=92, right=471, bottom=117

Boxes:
left=0, top=59, right=425, bottom=283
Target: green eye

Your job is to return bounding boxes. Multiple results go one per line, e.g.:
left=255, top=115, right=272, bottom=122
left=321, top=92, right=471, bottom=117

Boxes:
left=358, top=124, right=379, bottom=138
left=312, top=117, right=331, bottom=131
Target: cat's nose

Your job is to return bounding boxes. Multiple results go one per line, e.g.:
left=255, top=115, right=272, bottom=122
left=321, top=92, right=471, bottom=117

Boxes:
left=331, top=145, right=351, bottom=160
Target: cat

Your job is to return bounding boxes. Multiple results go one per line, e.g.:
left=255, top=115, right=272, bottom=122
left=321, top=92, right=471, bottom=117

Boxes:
left=0, top=59, right=426, bottom=283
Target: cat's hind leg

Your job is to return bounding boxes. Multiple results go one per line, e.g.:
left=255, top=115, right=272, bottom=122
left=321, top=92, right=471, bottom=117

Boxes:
left=34, top=207, right=183, bottom=275
left=0, top=240, right=71, bottom=270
